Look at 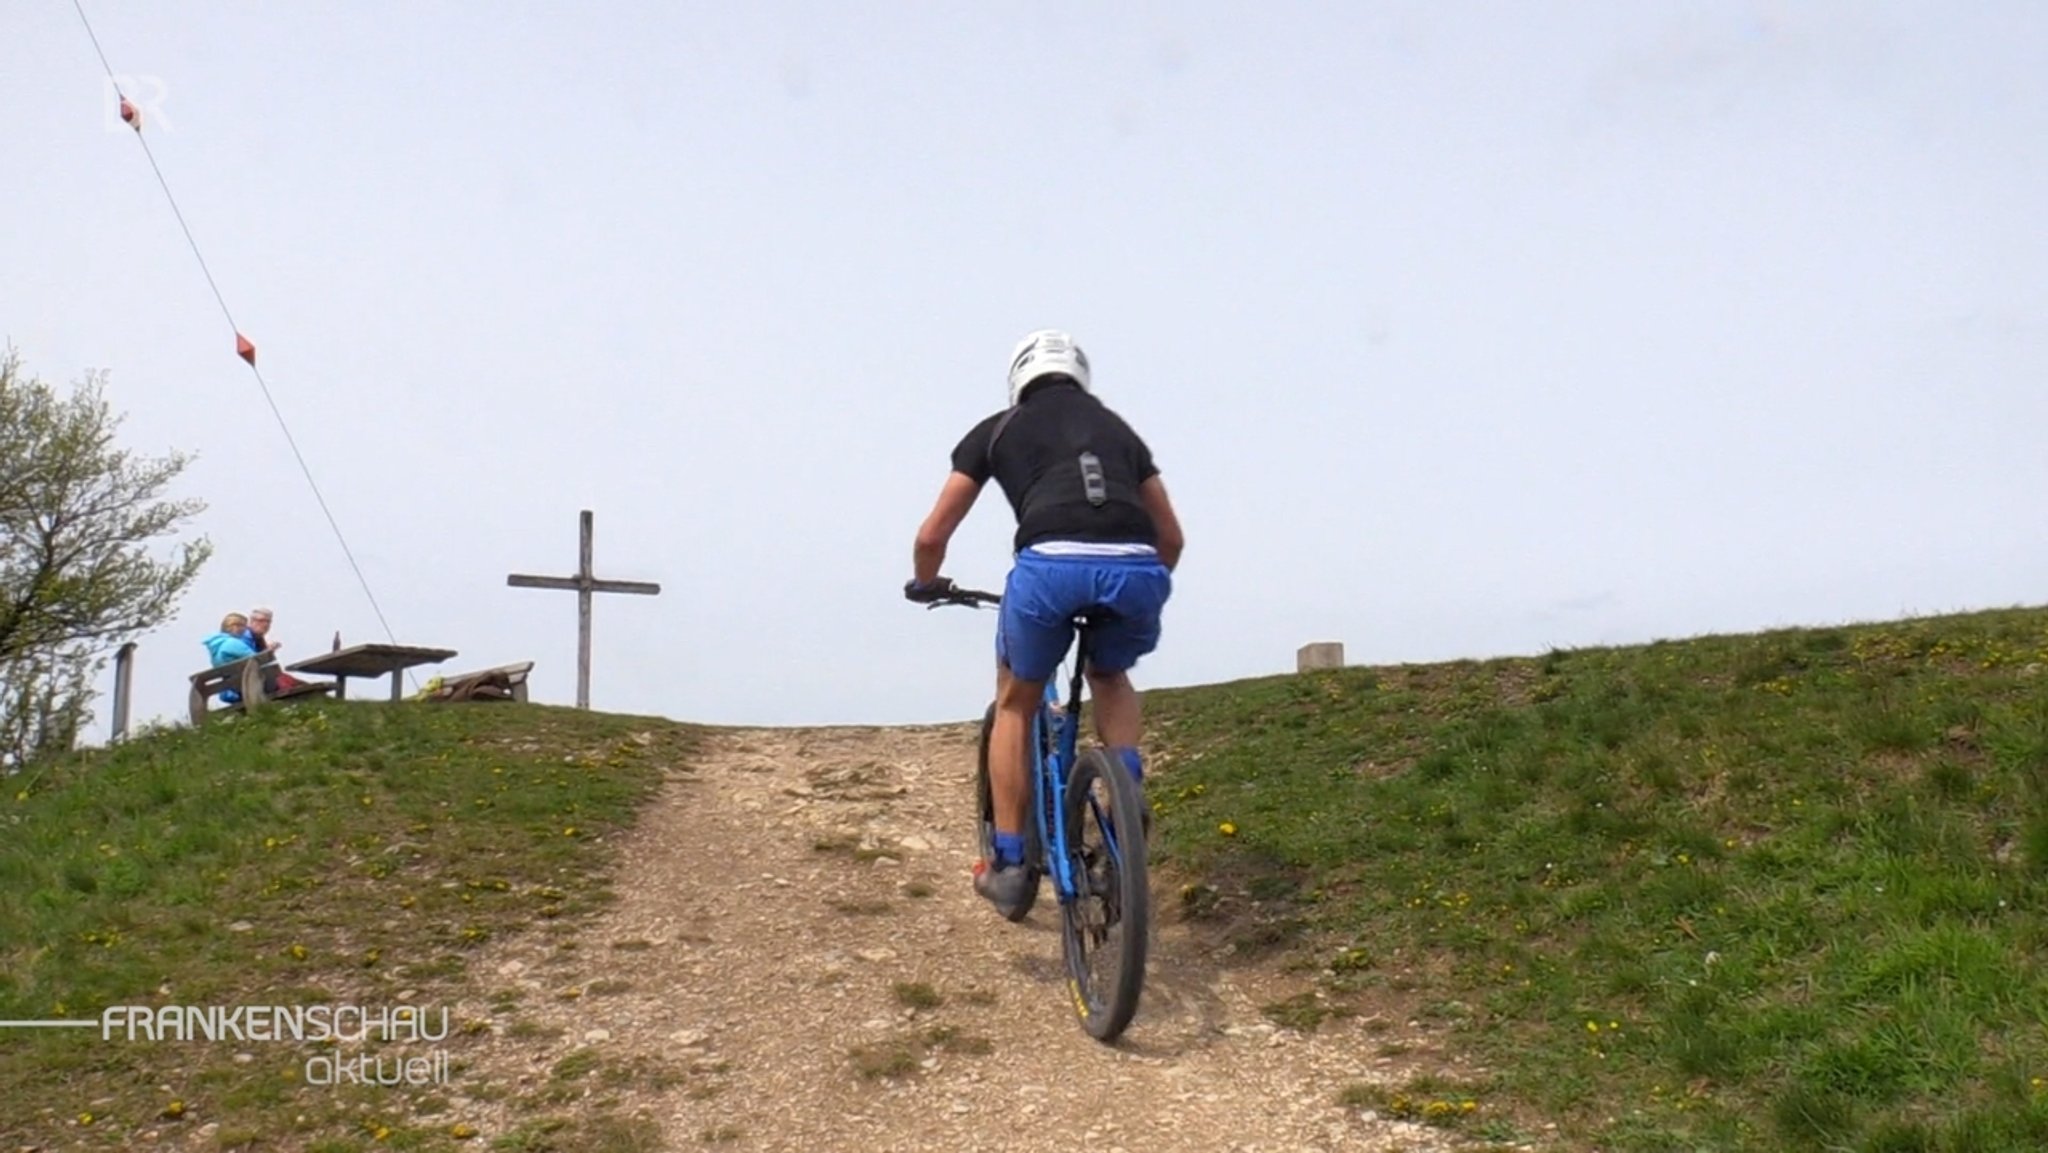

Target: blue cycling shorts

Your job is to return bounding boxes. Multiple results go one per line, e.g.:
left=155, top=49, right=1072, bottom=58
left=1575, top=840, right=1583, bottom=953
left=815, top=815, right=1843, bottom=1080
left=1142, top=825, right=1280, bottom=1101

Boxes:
left=995, top=545, right=1173, bottom=682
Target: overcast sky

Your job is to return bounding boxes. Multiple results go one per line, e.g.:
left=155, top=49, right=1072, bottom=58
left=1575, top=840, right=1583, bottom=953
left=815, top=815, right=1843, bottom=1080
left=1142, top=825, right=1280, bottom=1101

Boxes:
left=6, top=1, right=2046, bottom=737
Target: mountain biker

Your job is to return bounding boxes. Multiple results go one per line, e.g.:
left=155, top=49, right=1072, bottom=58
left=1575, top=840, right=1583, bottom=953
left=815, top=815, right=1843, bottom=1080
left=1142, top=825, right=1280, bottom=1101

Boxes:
left=905, top=329, right=1185, bottom=919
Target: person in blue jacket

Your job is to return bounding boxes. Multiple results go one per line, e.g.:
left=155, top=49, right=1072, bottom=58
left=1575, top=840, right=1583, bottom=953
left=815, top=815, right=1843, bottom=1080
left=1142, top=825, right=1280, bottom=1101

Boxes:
left=203, top=612, right=263, bottom=704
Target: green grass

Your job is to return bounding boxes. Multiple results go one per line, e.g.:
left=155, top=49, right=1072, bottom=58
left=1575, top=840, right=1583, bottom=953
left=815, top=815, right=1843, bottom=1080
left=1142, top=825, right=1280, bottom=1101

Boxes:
left=892, top=981, right=944, bottom=1011
left=13, top=603, right=2048, bottom=1150
left=0, top=699, right=698, bottom=1151
left=1144, top=605, right=2048, bottom=1153
left=847, top=1022, right=996, bottom=1081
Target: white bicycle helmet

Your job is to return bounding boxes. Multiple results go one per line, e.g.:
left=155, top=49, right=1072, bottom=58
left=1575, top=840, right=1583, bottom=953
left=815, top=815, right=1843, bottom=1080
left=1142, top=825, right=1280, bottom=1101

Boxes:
left=1006, top=329, right=1091, bottom=407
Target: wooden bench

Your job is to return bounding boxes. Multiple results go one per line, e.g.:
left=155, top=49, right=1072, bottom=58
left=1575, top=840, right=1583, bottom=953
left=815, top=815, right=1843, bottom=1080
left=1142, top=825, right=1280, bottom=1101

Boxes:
left=188, top=652, right=336, bottom=724
left=420, top=661, right=535, bottom=703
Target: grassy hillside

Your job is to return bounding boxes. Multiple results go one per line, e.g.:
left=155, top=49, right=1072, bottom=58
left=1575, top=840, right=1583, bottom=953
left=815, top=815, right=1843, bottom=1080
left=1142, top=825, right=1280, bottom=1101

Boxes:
left=1144, top=605, right=2048, bottom=1152
left=10, top=605, right=2048, bottom=1153
left=0, top=701, right=698, bottom=1151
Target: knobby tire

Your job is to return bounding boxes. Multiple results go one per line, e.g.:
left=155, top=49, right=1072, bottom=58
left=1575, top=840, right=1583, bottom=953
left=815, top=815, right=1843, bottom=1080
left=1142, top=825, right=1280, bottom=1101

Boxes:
left=1059, top=746, right=1150, bottom=1042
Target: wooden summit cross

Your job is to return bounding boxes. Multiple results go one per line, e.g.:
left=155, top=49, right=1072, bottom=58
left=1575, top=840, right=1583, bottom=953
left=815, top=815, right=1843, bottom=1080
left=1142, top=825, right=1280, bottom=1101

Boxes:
left=507, top=509, right=661, bottom=709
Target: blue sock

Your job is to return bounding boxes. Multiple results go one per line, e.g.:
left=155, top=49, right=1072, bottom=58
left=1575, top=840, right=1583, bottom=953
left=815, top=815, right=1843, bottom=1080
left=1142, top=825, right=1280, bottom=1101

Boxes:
left=992, top=831, right=1025, bottom=868
left=1118, top=746, right=1144, bottom=784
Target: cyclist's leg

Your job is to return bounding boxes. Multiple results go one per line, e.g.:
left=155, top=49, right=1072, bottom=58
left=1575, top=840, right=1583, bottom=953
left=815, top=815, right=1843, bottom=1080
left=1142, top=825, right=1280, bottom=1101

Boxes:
left=1082, top=554, right=1173, bottom=787
left=979, top=553, right=1080, bottom=912
left=1084, top=667, right=1142, bottom=751
left=988, top=648, right=1039, bottom=844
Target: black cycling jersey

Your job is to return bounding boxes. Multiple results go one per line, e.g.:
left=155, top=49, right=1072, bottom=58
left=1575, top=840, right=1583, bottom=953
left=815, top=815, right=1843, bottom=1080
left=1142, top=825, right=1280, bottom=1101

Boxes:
left=950, top=381, right=1161, bottom=553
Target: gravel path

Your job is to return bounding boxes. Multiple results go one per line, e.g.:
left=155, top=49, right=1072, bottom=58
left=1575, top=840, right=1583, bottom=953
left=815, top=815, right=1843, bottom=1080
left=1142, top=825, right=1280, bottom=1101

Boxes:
left=453, top=722, right=1468, bottom=1152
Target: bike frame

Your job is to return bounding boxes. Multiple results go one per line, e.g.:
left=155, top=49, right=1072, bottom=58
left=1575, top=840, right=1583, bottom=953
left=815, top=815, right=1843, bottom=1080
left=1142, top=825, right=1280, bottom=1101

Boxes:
left=922, top=581, right=1149, bottom=1040
left=1028, top=623, right=1095, bottom=904
left=926, top=587, right=1129, bottom=901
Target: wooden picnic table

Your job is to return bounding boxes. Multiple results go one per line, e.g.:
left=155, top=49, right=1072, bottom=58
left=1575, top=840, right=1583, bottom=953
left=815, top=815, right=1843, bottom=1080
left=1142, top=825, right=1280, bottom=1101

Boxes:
left=287, top=643, right=458, bottom=701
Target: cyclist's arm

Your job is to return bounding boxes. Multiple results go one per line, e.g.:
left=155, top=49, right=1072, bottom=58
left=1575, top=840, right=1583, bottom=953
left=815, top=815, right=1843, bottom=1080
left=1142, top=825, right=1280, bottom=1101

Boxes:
left=1139, top=475, right=1184, bottom=572
left=913, top=471, right=983, bottom=584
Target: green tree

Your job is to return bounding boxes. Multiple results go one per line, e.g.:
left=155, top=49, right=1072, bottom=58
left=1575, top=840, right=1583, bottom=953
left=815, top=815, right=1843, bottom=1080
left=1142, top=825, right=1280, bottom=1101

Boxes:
left=0, top=347, right=211, bottom=767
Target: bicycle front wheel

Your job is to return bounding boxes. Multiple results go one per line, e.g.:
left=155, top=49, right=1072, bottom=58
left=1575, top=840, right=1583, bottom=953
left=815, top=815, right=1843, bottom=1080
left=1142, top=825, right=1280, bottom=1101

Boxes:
left=1058, top=746, right=1150, bottom=1042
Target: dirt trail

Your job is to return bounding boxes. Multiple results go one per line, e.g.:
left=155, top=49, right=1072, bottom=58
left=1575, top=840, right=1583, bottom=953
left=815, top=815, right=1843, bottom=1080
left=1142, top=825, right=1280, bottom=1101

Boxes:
left=455, top=723, right=1468, bottom=1152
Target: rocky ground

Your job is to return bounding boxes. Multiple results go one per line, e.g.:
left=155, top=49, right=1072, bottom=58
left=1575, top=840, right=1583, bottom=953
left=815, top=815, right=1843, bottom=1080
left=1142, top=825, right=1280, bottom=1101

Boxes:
left=449, top=722, right=1485, bottom=1152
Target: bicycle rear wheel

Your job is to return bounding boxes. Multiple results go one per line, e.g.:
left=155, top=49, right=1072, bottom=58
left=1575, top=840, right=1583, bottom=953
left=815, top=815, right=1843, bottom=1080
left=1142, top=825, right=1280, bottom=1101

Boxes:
left=974, top=702, right=1038, bottom=921
left=1058, top=746, right=1150, bottom=1042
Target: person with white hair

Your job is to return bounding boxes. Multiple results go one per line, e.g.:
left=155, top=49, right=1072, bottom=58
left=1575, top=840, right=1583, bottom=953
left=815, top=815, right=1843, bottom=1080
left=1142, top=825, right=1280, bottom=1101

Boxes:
left=246, top=607, right=278, bottom=653
left=246, top=605, right=306, bottom=691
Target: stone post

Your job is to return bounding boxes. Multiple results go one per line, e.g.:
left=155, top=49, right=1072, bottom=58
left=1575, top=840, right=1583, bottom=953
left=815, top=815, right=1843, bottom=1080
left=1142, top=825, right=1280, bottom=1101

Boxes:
left=111, top=641, right=137, bottom=741
left=1296, top=642, right=1344, bottom=671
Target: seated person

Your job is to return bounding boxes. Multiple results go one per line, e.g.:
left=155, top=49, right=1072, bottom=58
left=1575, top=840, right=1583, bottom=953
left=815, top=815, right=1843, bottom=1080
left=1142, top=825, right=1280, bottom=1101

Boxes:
left=246, top=606, right=304, bottom=691
left=203, top=613, right=279, bottom=704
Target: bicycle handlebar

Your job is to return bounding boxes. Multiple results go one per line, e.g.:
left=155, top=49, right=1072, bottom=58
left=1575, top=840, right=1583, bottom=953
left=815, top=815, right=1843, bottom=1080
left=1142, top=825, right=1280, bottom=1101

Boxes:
left=926, top=587, right=1002, bottom=610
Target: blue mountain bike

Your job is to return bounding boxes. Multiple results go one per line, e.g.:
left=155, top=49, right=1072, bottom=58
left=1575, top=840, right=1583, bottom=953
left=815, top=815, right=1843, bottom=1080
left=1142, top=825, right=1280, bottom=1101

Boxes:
left=925, top=585, right=1150, bottom=1043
